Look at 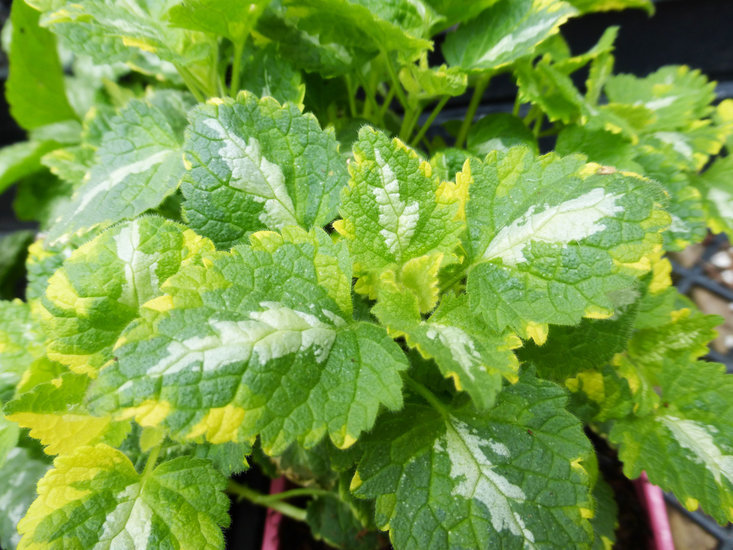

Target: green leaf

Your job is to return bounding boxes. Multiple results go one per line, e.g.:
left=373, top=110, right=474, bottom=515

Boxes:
left=604, top=66, right=716, bottom=132
left=0, top=141, right=60, bottom=195
left=12, top=172, right=74, bottom=230
left=47, top=91, right=195, bottom=242
left=41, top=216, right=215, bottom=375
left=5, top=372, right=131, bottom=456
left=17, top=444, right=230, bottom=549
left=422, top=0, right=501, bottom=30
left=0, top=300, right=45, bottom=402
left=181, top=92, right=348, bottom=248
left=590, top=478, right=618, bottom=550
left=0, top=231, right=34, bottom=300
left=373, top=282, right=520, bottom=411
left=352, top=374, right=595, bottom=549
left=89, top=229, right=408, bottom=454
left=692, top=155, right=733, bottom=236
left=306, top=494, right=381, bottom=550
left=237, top=43, right=305, bottom=107
left=610, top=360, right=733, bottom=524
left=462, top=147, right=669, bottom=338
left=283, top=0, right=435, bottom=63
left=167, top=0, right=269, bottom=43
left=467, top=113, right=538, bottom=156
left=0, top=447, right=51, bottom=550
left=398, top=63, right=467, bottom=105
left=335, top=127, right=462, bottom=303
left=555, top=126, right=640, bottom=172
left=443, top=0, right=578, bottom=72
left=0, top=415, right=20, bottom=467
left=6, top=0, right=77, bottom=130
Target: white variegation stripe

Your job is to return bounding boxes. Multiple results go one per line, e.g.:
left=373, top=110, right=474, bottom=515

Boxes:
left=659, top=415, right=733, bottom=485
left=425, top=324, right=481, bottom=379
left=114, top=220, right=159, bottom=308
left=476, top=18, right=560, bottom=67
left=71, top=150, right=172, bottom=219
left=709, top=188, right=733, bottom=220
left=372, top=149, right=419, bottom=258
left=97, top=484, right=152, bottom=550
left=438, top=418, right=536, bottom=548
left=643, top=96, right=677, bottom=110
left=654, top=131, right=693, bottom=160
left=147, top=303, right=339, bottom=376
left=483, top=188, right=623, bottom=266
left=204, top=118, right=298, bottom=230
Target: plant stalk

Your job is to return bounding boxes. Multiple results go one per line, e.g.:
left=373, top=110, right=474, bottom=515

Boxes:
left=455, top=74, right=490, bottom=149
left=228, top=481, right=314, bottom=522
left=230, top=39, right=246, bottom=97
left=404, top=376, right=449, bottom=416
left=411, top=95, right=449, bottom=147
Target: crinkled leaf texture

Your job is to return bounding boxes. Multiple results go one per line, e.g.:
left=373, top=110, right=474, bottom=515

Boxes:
left=17, top=444, right=230, bottom=549
left=462, top=147, right=669, bottom=339
left=47, top=91, right=195, bottom=242
left=181, top=92, right=348, bottom=248
left=610, top=360, right=733, bottom=524
left=352, top=374, right=595, bottom=549
left=89, top=228, right=408, bottom=454
left=41, top=216, right=214, bottom=375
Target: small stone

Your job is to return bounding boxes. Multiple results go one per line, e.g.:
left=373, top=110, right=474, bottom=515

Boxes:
left=710, top=250, right=732, bottom=269
left=721, top=269, right=733, bottom=285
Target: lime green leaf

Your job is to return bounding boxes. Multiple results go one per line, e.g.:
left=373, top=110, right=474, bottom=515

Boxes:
left=463, top=147, right=669, bottom=337
left=429, top=148, right=470, bottom=184
left=181, top=92, right=348, bottom=248
left=47, top=91, right=194, bottom=242
left=0, top=141, right=60, bottom=195
left=41, top=217, right=214, bottom=375
left=555, top=126, right=640, bottom=171
left=443, top=0, right=578, bottom=72
left=610, top=361, right=733, bottom=524
left=18, top=444, right=230, bottom=549
left=515, top=56, right=590, bottom=124
left=336, top=127, right=462, bottom=302
left=6, top=0, right=77, bottom=130
left=398, top=63, right=467, bottom=106
left=352, top=374, right=594, bottom=549
left=467, top=113, right=538, bottom=156
left=5, top=373, right=130, bottom=456
left=0, top=447, right=50, bottom=550
left=167, top=0, right=269, bottom=42
left=373, top=282, right=519, bottom=410
left=605, top=66, right=716, bottom=132
left=283, top=0, right=435, bottom=63
left=89, top=231, right=407, bottom=454
left=41, top=146, right=95, bottom=187
left=567, top=0, right=652, bottom=13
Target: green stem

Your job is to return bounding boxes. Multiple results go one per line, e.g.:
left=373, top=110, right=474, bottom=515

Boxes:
left=512, top=93, right=522, bottom=117
left=382, top=51, right=409, bottom=112
left=411, top=95, right=449, bottom=148
left=357, top=72, right=382, bottom=124
left=345, top=75, right=358, bottom=118
left=455, top=74, right=490, bottom=149
left=228, top=481, right=309, bottom=522
left=378, top=85, right=396, bottom=121
left=230, top=39, right=245, bottom=97
left=404, top=376, right=449, bottom=417
left=399, top=107, right=420, bottom=142
left=142, top=444, right=162, bottom=479
left=532, top=110, right=544, bottom=137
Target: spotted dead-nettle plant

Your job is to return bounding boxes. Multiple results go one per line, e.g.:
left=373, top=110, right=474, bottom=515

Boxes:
left=1, top=0, right=733, bottom=548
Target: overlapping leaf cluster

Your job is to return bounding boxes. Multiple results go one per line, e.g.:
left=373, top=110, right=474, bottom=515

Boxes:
left=1, top=0, right=733, bottom=548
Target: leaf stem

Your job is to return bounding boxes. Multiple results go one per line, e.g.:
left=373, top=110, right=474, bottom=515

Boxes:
left=399, top=107, right=420, bottom=142
left=378, top=85, right=396, bottom=122
left=382, top=51, right=409, bottom=112
left=404, top=375, right=449, bottom=417
left=142, top=444, right=162, bottom=479
left=175, top=64, right=207, bottom=102
left=227, top=481, right=310, bottom=522
left=455, top=74, right=490, bottom=149
left=230, top=39, right=246, bottom=97
left=512, top=93, right=522, bottom=117
left=411, top=95, right=449, bottom=148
